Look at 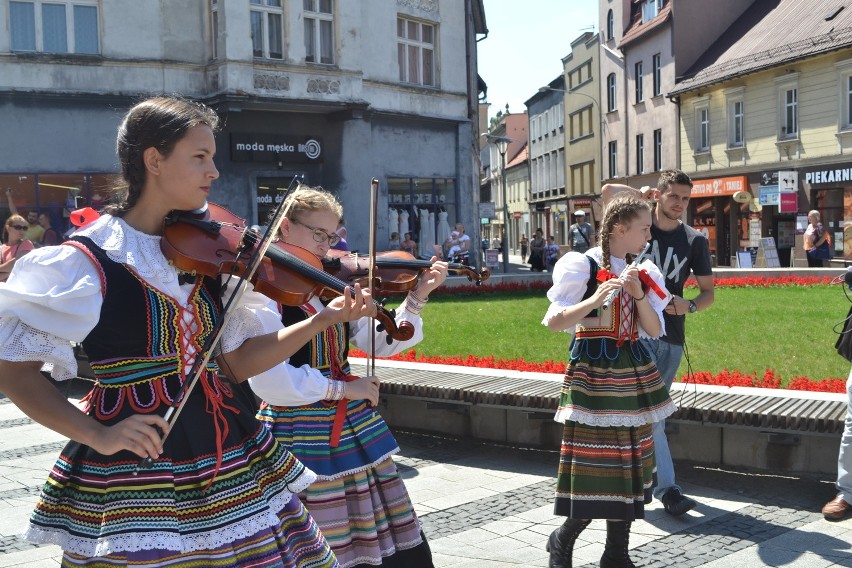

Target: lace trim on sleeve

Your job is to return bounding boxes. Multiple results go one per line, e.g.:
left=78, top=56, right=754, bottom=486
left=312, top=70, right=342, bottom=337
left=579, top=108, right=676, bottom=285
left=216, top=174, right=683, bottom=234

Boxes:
left=0, top=318, right=78, bottom=381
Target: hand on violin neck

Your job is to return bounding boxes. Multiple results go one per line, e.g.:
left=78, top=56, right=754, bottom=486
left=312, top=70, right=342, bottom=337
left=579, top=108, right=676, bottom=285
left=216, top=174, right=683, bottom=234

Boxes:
left=318, top=284, right=378, bottom=326
left=411, top=257, right=449, bottom=298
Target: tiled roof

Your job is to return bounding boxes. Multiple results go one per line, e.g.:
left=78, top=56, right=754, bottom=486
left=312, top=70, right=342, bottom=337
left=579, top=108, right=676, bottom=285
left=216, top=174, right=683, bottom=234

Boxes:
left=672, top=0, right=852, bottom=96
left=506, top=143, right=528, bottom=169
left=618, top=4, right=672, bottom=49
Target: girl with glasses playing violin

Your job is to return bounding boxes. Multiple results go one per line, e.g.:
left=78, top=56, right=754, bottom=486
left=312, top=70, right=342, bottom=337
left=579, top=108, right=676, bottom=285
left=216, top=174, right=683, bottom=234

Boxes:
left=1, top=214, right=35, bottom=283
left=249, top=186, right=448, bottom=568
left=0, top=96, right=385, bottom=567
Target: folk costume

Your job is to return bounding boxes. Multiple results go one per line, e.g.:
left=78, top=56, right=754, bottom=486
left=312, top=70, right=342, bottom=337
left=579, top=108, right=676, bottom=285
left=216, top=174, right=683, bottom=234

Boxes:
left=542, top=247, right=676, bottom=521
left=0, top=214, right=337, bottom=568
left=251, top=296, right=433, bottom=568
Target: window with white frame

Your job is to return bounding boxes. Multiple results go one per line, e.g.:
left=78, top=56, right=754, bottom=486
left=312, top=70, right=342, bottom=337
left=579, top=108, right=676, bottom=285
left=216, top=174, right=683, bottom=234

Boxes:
left=695, top=100, right=710, bottom=152
left=836, top=60, right=852, bottom=130
left=608, top=141, right=618, bottom=179
left=635, top=61, right=643, bottom=103
left=304, top=0, right=334, bottom=64
left=607, top=73, right=617, bottom=112
left=653, top=129, right=662, bottom=171
left=642, top=0, right=663, bottom=22
left=652, top=53, right=662, bottom=96
left=10, top=0, right=99, bottom=54
left=777, top=81, right=798, bottom=139
left=250, top=0, right=284, bottom=59
left=725, top=87, right=745, bottom=148
left=636, top=134, right=644, bottom=174
left=398, top=17, right=435, bottom=87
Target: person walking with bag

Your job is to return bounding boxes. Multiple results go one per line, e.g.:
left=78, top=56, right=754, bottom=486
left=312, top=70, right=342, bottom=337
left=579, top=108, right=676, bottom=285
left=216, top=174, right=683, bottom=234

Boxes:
left=804, top=209, right=831, bottom=267
left=567, top=210, right=595, bottom=254
left=542, top=194, right=675, bottom=568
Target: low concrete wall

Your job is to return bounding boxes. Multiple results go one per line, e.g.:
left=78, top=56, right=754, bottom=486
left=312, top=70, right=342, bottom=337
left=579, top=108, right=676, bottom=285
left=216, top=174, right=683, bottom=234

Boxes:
left=379, top=394, right=841, bottom=475
left=371, top=360, right=846, bottom=476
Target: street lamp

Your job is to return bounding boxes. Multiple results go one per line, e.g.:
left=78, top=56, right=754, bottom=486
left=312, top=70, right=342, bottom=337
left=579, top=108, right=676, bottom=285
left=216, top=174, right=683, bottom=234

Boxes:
left=494, top=136, right=511, bottom=273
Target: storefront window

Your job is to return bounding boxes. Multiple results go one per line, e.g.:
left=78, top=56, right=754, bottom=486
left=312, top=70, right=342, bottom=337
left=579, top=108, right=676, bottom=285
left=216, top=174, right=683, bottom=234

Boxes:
left=387, top=177, right=457, bottom=254
left=690, top=198, right=717, bottom=257
left=0, top=173, right=114, bottom=238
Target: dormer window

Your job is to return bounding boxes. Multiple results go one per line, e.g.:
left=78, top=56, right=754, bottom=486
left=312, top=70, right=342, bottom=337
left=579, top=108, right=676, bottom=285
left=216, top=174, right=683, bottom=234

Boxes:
left=642, top=0, right=663, bottom=23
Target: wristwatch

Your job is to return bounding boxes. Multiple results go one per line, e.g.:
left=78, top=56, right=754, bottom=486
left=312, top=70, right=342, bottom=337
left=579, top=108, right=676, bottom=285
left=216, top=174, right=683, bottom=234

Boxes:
left=688, top=299, right=698, bottom=314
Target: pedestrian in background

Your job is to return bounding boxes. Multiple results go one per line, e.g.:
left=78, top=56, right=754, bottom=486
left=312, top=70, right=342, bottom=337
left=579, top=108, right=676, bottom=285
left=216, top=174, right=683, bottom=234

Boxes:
left=529, top=228, right=546, bottom=272
left=0, top=214, right=35, bottom=283
left=567, top=210, right=595, bottom=254
left=804, top=209, right=830, bottom=267
left=4, top=188, right=44, bottom=244
left=542, top=194, right=674, bottom=568
left=38, top=212, right=60, bottom=246
left=520, top=233, right=529, bottom=263
left=602, top=169, right=715, bottom=517
left=545, top=235, right=560, bottom=272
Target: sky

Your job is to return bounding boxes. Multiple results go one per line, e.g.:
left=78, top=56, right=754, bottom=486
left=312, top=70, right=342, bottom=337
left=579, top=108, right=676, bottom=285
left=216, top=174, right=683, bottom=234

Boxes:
left=478, top=1, right=600, bottom=120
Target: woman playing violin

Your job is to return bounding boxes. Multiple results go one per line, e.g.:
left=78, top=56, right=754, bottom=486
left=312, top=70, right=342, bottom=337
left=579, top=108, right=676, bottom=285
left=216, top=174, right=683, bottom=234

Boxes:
left=249, top=186, right=448, bottom=568
left=0, top=96, right=373, bottom=567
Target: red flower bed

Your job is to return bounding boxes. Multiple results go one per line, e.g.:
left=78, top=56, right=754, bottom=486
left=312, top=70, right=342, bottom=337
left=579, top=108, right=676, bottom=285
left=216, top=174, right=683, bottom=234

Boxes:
left=415, top=275, right=837, bottom=297
left=350, top=350, right=846, bottom=393
left=356, top=275, right=846, bottom=392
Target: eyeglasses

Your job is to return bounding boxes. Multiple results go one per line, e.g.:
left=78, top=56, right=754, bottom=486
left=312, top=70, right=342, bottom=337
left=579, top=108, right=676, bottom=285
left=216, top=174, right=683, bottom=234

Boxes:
left=291, top=218, right=341, bottom=246
left=9, top=224, right=28, bottom=231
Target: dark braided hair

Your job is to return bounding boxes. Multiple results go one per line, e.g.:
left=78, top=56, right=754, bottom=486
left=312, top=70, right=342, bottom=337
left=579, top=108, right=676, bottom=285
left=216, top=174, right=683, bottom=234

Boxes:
left=599, top=194, right=652, bottom=273
left=104, top=96, right=220, bottom=216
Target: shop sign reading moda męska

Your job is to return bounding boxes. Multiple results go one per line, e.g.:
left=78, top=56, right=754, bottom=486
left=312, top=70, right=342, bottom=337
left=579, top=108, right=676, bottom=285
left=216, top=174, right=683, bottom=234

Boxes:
left=231, top=134, right=323, bottom=163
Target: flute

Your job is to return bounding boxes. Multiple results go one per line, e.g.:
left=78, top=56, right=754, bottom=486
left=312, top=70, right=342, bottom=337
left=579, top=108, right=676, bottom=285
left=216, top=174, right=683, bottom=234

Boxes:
left=602, top=241, right=652, bottom=310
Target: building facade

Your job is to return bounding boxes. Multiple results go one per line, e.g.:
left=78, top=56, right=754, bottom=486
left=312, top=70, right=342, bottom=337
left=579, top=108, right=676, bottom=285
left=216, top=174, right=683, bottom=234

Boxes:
left=525, top=76, right=566, bottom=243
left=562, top=31, right=602, bottom=232
left=0, top=0, right=486, bottom=253
left=672, top=0, right=852, bottom=265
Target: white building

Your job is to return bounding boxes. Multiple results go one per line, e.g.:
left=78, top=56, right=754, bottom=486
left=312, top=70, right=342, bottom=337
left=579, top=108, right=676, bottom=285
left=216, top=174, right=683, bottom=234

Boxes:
left=0, top=0, right=486, bottom=251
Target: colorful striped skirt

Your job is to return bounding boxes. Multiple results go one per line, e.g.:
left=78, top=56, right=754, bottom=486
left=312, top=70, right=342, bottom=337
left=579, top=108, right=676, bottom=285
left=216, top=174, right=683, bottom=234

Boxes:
left=299, top=457, right=428, bottom=568
left=553, top=337, right=675, bottom=520
left=59, top=493, right=335, bottom=567
left=26, top=376, right=338, bottom=568
left=258, top=401, right=430, bottom=568
left=555, top=421, right=655, bottom=520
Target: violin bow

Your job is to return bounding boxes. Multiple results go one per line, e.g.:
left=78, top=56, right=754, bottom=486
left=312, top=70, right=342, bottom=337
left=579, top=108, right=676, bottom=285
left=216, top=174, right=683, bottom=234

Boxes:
left=367, top=178, right=380, bottom=379
left=135, top=176, right=303, bottom=473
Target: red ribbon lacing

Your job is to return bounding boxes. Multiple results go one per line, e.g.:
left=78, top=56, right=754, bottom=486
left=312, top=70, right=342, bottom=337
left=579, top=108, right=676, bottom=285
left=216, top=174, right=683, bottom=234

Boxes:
left=198, top=370, right=240, bottom=491
left=596, top=267, right=667, bottom=346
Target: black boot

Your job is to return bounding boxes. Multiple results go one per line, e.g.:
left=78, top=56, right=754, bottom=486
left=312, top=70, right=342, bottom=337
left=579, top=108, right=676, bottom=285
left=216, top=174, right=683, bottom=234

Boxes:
left=599, top=521, right=635, bottom=568
left=545, top=518, right=591, bottom=568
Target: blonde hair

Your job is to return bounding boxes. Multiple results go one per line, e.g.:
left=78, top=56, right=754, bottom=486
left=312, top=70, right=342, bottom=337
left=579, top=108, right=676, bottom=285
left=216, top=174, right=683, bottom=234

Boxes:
left=278, top=186, right=343, bottom=223
left=5, top=214, right=26, bottom=228
left=808, top=209, right=820, bottom=221
left=3, top=214, right=27, bottom=245
left=600, top=195, right=652, bottom=272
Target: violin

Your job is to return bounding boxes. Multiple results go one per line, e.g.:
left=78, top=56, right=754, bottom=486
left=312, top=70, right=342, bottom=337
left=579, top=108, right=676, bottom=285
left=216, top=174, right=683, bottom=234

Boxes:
left=322, top=249, right=490, bottom=293
left=160, top=203, right=415, bottom=342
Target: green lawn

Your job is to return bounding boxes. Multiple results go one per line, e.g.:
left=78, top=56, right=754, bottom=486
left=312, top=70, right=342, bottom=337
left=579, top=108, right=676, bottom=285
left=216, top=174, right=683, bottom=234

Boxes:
left=409, top=285, right=851, bottom=382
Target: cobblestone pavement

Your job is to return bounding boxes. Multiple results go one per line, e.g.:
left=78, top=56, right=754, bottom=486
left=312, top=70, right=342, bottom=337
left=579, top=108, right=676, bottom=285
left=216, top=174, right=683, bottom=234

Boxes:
left=1, top=387, right=851, bottom=567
